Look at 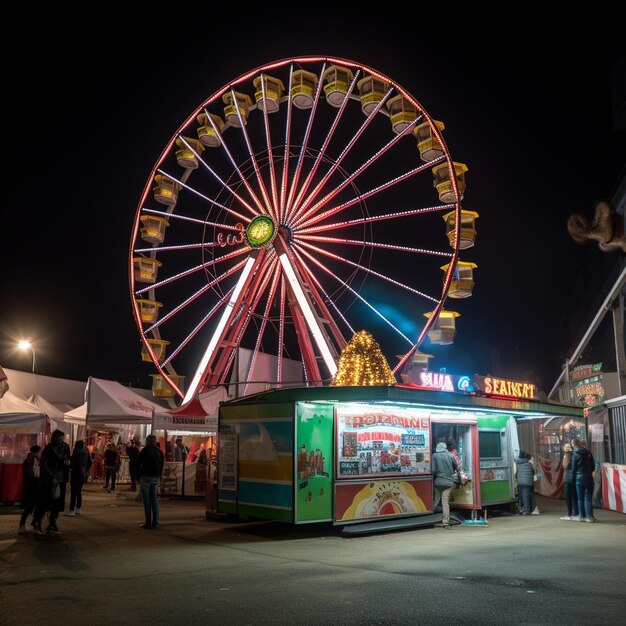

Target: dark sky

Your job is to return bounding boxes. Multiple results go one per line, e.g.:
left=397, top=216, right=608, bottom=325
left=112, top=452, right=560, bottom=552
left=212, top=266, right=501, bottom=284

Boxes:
left=2, top=7, right=625, bottom=395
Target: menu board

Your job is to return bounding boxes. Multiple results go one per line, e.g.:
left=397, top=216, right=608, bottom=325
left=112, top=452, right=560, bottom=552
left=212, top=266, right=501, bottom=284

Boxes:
left=336, top=406, right=431, bottom=479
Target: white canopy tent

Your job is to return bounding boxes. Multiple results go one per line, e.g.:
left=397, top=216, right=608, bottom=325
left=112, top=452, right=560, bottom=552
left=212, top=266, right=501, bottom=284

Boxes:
left=85, top=377, right=167, bottom=427
left=0, top=390, right=47, bottom=434
left=28, top=393, right=71, bottom=432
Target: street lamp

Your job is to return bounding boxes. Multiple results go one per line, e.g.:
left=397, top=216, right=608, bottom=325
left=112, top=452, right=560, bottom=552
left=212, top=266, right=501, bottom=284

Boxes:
left=18, top=340, right=37, bottom=373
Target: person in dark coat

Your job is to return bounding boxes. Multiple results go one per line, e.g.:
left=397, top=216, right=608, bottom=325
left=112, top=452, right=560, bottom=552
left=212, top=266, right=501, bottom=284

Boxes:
left=136, top=434, right=165, bottom=529
left=560, top=442, right=579, bottom=520
left=432, top=440, right=458, bottom=528
left=103, top=442, right=121, bottom=492
left=571, top=437, right=596, bottom=522
left=31, top=429, right=70, bottom=535
left=18, top=445, right=41, bottom=533
left=515, top=451, right=536, bottom=516
left=65, top=440, right=92, bottom=516
left=126, top=439, right=140, bottom=491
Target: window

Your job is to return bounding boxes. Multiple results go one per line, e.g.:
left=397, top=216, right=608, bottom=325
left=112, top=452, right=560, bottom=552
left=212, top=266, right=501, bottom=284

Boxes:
left=479, top=431, right=502, bottom=459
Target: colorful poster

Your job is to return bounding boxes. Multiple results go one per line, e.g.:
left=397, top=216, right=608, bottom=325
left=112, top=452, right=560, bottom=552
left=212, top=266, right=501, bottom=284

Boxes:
left=295, top=402, right=334, bottom=522
left=336, top=406, right=431, bottom=479
left=335, top=478, right=431, bottom=522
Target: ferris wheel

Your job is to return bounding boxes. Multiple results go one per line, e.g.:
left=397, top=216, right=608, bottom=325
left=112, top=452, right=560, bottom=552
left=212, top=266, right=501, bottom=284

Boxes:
left=129, top=56, right=475, bottom=402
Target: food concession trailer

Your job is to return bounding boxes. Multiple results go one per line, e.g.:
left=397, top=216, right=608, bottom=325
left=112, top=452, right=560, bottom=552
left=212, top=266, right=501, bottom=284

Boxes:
left=214, top=384, right=582, bottom=527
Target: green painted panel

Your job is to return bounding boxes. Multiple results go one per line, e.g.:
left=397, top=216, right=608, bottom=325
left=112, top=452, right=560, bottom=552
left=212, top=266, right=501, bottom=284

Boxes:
left=295, top=402, right=334, bottom=522
left=480, top=479, right=513, bottom=504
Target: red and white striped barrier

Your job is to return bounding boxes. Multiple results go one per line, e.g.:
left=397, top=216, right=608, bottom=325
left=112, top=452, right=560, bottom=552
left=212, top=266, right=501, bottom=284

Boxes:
left=601, top=463, right=626, bottom=515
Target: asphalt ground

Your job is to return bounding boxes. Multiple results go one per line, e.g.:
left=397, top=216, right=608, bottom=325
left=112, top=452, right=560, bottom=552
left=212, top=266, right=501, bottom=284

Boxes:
left=1, top=483, right=625, bottom=625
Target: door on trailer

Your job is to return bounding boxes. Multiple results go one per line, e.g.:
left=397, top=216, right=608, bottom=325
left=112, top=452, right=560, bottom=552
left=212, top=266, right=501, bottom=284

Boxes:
left=476, top=415, right=519, bottom=506
left=431, top=420, right=480, bottom=510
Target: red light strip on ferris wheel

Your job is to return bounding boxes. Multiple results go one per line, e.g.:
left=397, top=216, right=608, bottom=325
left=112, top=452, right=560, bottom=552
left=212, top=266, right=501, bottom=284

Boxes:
left=229, top=89, right=274, bottom=218
left=258, top=76, right=280, bottom=217
left=290, top=85, right=396, bottom=221
left=279, top=66, right=294, bottom=224
left=287, top=69, right=361, bottom=219
left=293, top=117, right=426, bottom=229
left=283, top=63, right=327, bottom=225
left=183, top=255, right=259, bottom=403
left=176, top=134, right=259, bottom=220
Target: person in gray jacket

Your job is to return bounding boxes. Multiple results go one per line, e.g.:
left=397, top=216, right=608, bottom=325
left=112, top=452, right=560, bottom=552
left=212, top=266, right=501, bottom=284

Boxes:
left=515, top=451, right=536, bottom=516
left=432, top=440, right=458, bottom=528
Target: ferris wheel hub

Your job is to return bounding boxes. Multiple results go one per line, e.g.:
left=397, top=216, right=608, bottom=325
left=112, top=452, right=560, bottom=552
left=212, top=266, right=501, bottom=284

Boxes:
left=245, top=215, right=276, bottom=249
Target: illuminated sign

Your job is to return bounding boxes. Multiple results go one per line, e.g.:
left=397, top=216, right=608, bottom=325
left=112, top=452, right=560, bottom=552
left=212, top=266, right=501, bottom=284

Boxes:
left=570, top=363, right=602, bottom=382
left=416, top=371, right=473, bottom=393
left=474, top=375, right=537, bottom=400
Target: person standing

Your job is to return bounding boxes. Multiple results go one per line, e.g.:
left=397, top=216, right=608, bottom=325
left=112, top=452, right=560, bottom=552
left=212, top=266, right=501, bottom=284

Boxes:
left=571, top=437, right=596, bottom=522
left=103, top=442, right=121, bottom=492
left=432, top=440, right=458, bottom=528
left=173, top=437, right=189, bottom=462
left=31, top=429, right=70, bottom=535
left=126, top=439, right=140, bottom=491
left=136, top=434, right=165, bottom=529
left=18, top=445, right=41, bottom=533
left=515, top=451, right=536, bottom=516
left=560, top=442, right=579, bottom=520
left=65, top=440, right=92, bottom=516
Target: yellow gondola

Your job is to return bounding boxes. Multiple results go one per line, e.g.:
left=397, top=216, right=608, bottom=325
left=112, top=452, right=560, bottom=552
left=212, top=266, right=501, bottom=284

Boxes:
left=196, top=112, right=225, bottom=148
left=432, top=162, right=468, bottom=203
left=150, top=373, right=185, bottom=398
left=424, top=309, right=460, bottom=345
left=414, top=120, right=445, bottom=162
left=135, top=298, right=163, bottom=324
left=153, top=174, right=182, bottom=206
left=356, top=75, right=389, bottom=116
left=222, top=91, right=254, bottom=127
left=386, top=94, right=417, bottom=135
left=253, top=74, right=285, bottom=113
left=441, top=261, right=477, bottom=298
left=442, top=210, right=479, bottom=250
left=174, top=136, right=205, bottom=169
left=322, top=65, right=354, bottom=108
left=291, top=69, right=319, bottom=110
left=140, top=215, right=170, bottom=245
left=141, top=339, right=170, bottom=364
left=132, top=257, right=162, bottom=284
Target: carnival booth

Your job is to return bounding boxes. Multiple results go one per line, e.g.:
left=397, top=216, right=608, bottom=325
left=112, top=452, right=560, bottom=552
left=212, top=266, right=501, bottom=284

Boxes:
left=0, top=391, right=47, bottom=502
left=215, top=384, right=582, bottom=528
left=152, top=386, right=226, bottom=498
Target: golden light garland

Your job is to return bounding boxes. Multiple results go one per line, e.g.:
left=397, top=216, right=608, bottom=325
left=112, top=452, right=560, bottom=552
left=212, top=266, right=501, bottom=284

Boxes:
left=331, top=330, right=397, bottom=386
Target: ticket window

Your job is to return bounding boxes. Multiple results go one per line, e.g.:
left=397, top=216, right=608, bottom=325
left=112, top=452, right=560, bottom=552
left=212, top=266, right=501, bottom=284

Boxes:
left=431, top=422, right=477, bottom=508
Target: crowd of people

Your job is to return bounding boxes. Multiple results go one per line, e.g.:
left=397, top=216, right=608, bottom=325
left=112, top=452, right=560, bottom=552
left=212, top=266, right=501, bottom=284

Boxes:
left=17, top=430, right=215, bottom=535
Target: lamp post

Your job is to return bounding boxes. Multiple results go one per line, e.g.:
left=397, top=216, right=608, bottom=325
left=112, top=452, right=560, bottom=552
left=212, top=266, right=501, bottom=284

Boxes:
left=18, top=340, right=37, bottom=374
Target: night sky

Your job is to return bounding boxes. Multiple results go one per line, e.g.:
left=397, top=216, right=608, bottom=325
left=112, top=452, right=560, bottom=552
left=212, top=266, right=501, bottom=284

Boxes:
left=2, top=7, right=624, bottom=395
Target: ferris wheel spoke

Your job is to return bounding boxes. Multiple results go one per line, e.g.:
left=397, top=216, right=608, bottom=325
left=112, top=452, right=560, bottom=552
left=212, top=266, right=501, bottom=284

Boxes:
left=283, top=63, right=327, bottom=224
left=183, top=251, right=267, bottom=402
left=160, top=287, right=235, bottom=367
left=290, top=84, right=395, bottom=222
left=287, top=69, right=361, bottom=223
left=295, top=245, right=414, bottom=346
left=142, top=207, right=249, bottom=231
left=295, top=234, right=452, bottom=259
left=155, top=168, right=253, bottom=224
left=295, top=240, right=441, bottom=304
left=134, top=247, right=250, bottom=296
left=177, top=134, right=259, bottom=220
left=258, top=76, right=280, bottom=217
left=293, top=114, right=426, bottom=229
left=242, top=260, right=282, bottom=395
left=229, top=89, right=275, bottom=217
left=143, top=258, right=251, bottom=333
left=296, top=154, right=443, bottom=231
left=291, top=249, right=356, bottom=339
left=203, top=106, right=267, bottom=217
left=277, top=276, right=286, bottom=383
left=297, top=203, right=455, bottom=235
left=279, top=67, right=295, bottom=224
